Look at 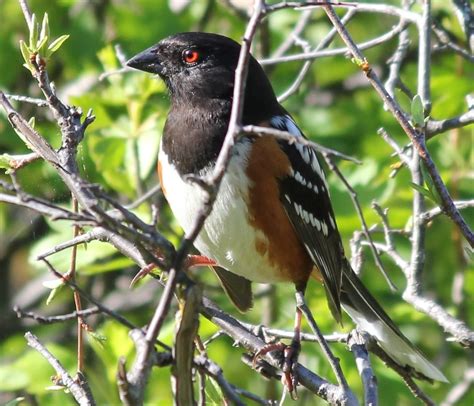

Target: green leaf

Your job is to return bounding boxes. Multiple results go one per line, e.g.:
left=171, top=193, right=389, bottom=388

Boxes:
left=29, top=13, right=38, bottom=49
left=19, top=40, right=32, bottom=67
left=36, top=34, right=48, bottom=54
left=411, top=94, right=425, bottom=128
left=47, top=35, right=69, bottom=56
left=420, top=162, right=442, bottom=205
left=88, top=331, right=107, bottom=349
left=28, top=116, right=36, bottom=129
left=410, top=182, right=437, bottom=203
left=40, top=13, right=50, bottom=44
left=45, top=286, right=62, bottom=305
left=5, top=397, right=26, bottom=406
left=0, top=154, right=12, bottom=170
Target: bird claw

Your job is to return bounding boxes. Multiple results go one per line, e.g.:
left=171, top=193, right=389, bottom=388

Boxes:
left=253, top=341, right=300, bottom=398
left=130, top=254, right=217, bottom=287
left=184, top=254, right=217, bottom=268
left=130, top=262, right=157, bottom=287
left=283, top=341, right=300, bottom=399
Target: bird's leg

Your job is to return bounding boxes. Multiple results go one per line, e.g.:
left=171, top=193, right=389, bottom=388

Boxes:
left=283, top=306, right=302, bottom=397
left=130, top=254, right=216, bottom=287
left=253, top=287, right=306, bottom=398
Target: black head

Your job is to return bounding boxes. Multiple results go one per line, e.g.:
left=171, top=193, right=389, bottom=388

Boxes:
left=127, top=32, right=281, bottom=122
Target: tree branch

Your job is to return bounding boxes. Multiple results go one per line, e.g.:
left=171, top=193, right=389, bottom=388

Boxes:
left=25, top=332, right=96, bottom=406
left=319, top=2, right=474, bottom=247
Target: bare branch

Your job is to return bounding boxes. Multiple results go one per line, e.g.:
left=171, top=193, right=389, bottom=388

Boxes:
left=324, top=154, right=396, bottom=290
left=201, top=297, right=350, bottom=405
left=261, top=18, right=408, bottom=65
left=451, top=0, right=474, bottom=52
left=418, top=0, right=432, bottom=112
left=385, top=0, right=411, bottom=101
left=426, top=109, right=474, bottom=139
left=25, top=332, right=96, bottom=406
left=319, top=2, right=474, bottom=246
left=18, top=0, right=33, bottom=29
left=15, top=306, right=100, bottom=324
left=420, top=200, right=474, bottom=224
left=194, top=355, right=246, bottom=406
left=172, top=284, right=202, bottom=405
left=242, top=124, right=361, bottom=163
left=4, top=93, right=48, bottom=107
left=347, top=330, right=378, bottom=406
left=441, top=367, right=474, bottom=406
left=278, top=8, right=357, bottom=102
left=295, top=291, right=357, bottom=403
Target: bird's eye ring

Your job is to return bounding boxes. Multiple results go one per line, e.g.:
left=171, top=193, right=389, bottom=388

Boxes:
left=182, top=49, right=200, bottom=65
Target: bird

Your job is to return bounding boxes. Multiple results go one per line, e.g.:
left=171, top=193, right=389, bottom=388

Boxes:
left=126, top=32, right=447, bottom=386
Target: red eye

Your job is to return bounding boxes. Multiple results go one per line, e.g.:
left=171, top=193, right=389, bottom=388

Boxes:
left=182, top=49, right=200, bottom=64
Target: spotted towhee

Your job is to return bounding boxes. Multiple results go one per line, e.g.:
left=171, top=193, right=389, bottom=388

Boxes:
left=127, top=32, right=446, bottom=383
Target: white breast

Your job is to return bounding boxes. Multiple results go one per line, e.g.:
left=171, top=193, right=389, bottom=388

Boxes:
left=159, top=141, right=287, bottom=283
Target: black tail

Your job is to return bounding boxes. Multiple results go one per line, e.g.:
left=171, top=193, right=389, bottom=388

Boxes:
left=340, top=264, right=447, bottom=382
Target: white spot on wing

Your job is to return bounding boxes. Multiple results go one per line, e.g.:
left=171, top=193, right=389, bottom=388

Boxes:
left=321, top=221, right=328, bottom=236
left=296, top=143, right=311, bottom=165
left=294, top=171, right=307, bottom=186
left=329, top=215, right=336, bottom=229
left=302, top=208, right=310, bottom=224
left=315, top=217, right=321, bottom=231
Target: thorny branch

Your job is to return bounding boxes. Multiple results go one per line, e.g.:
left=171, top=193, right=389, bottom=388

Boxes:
left=2, top=0, right=473, bottom=405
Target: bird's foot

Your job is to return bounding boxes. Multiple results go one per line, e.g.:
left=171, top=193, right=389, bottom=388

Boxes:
left=184, top=254, right=217, bottom=268
left=253, top=340, right=301, bottom=398
left=130, top=254, right=216, bottom=287
left=130, top=262, right=159, bottom=287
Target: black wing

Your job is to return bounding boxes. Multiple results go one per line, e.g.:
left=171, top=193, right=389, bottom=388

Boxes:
left=271, top=115, right=345, bottom=322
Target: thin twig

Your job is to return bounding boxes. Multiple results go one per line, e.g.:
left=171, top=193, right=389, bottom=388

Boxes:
left=195, top=355, right=246, bottom=406
left=15, top=306, right=100, bottom=324
left=441, top=367, right=474, bottom=406
left=418, top=0, right=432, bottom=112
left=324, top=154, right=396, bottom=290
left=295, top=291, right=356, bottom=403
left=261, top=18, right=408, bottom=65
left=320, top=2, right=474, bottom=246
left=385, top=0, right=411, bottom=101
left=278, top=8, right=357, bottom=102
left=18, top=0, right=33, bottom=29
left=420, top=200, right=474, bottom=224
left=243, top=124, right=361, bottom=163
left=4, top=93, right=48, bottom=106
left=25, top=332, right=96, bottom=406
left=426, top=109, right=474, bottom=139
left=451, top=0, right=474, bottom=52
left=201, top=297, right=351, bottom=405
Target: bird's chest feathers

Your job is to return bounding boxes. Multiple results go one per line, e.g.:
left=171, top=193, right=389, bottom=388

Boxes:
left=159, top=137, right=312, bottom=284
left=159, top=141, right=264, bottom=278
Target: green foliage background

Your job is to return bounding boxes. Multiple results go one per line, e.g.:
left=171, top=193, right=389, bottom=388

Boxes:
left=0, top=0, right=472, bottom=405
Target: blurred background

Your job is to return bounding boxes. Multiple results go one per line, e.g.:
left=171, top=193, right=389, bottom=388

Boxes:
left=0, top=0, right=472, bottom=404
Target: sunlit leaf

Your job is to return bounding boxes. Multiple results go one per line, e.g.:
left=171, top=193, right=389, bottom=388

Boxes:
left=411, top=94, right=425, bottom=128
left=40, top=13, right=49, bottom=44
left=29, top=13, right=37, bottom=49
left=47, top=34, right=69, bottom=55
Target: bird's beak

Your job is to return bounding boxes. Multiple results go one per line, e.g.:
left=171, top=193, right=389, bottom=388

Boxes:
left=127, top=46, right=163, bottom=74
